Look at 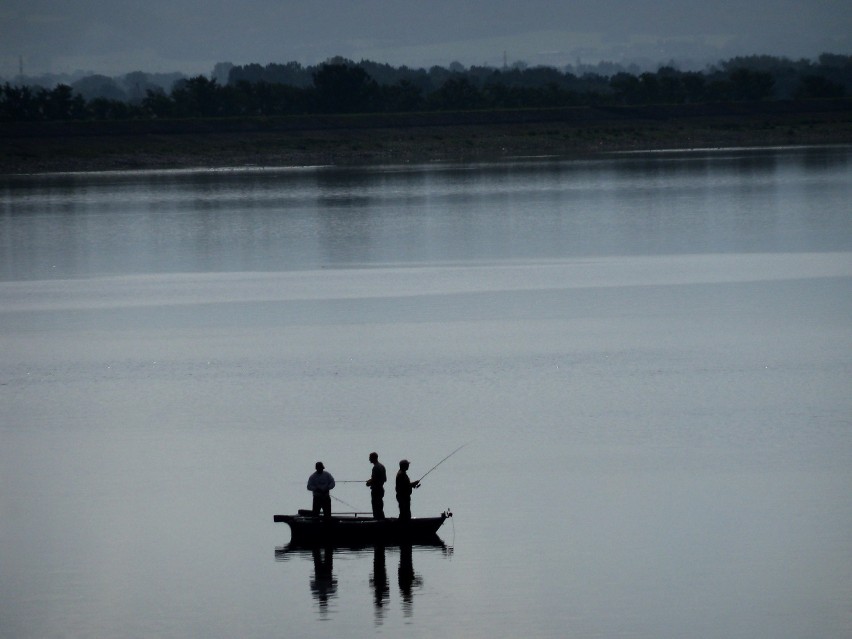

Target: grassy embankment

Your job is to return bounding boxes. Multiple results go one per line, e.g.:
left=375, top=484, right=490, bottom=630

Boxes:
left=1, top=99, right=851, bottom=174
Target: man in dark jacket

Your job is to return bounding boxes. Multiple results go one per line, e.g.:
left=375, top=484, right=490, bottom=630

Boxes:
left=366, top=451, right=387, bottom=519
left=395, top=459, right=419, bottom=521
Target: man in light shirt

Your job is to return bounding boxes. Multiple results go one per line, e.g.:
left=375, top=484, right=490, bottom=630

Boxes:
left=307, top=461, right=335, bottom=518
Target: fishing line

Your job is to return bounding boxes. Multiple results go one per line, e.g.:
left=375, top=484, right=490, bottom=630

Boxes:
left=330, top=494, right=360, bottom=511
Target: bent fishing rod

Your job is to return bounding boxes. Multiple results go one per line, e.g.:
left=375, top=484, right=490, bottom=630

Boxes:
left=415, top=441, right=472, bottom=485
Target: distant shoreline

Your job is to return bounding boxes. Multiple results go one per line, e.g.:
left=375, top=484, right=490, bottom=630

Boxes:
left=2, top=100, right=850, bottom=175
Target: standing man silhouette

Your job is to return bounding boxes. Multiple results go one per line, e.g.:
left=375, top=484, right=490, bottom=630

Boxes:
left=307, top=461, right=335, bottom=518
left=395, top=459, right=420, bottom=521
left=366, top=452, right=387, bottom=519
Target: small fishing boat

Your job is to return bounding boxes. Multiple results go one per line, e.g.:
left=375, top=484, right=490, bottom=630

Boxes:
left=274, top=509, right=452, bottom=545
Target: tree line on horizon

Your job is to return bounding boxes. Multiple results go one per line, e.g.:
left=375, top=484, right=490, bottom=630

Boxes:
left=1, top=54, right=849, bottom=123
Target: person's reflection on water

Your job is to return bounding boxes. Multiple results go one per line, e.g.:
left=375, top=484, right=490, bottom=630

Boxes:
left=370, top=544, right=390, bottom=622
left=310, top=546, right=337, bottom=615
left=398, top=544, right=423, bottom=616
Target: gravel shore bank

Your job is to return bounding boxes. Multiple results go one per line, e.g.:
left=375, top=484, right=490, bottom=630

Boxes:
left=3, top=102, right=851, bottom=174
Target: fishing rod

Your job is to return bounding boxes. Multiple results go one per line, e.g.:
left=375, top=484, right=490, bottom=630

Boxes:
left=312, top=441, right=471, bottom=489
left=416, top=441, right=472, bottom=485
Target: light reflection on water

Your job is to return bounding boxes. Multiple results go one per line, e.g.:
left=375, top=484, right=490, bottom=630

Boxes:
left=2, top=146, right=850, bottom=281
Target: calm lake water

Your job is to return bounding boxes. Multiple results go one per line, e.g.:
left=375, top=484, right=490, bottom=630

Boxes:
left=2, top=147, right=851, bottom=638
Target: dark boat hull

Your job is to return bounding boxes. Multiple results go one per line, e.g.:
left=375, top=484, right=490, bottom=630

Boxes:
left=274, top=510, right=450, bottom=545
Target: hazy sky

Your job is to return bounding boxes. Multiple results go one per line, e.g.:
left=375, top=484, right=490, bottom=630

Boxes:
left=2, top=0, right=850, bottom=77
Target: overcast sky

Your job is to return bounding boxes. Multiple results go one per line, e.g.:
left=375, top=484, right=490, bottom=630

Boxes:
left=2, top=0, right=850, bottom=78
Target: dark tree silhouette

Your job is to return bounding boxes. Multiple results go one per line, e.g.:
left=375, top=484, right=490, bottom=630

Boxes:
left=728, top=68, right=775, bottom=101
left=171, top=76, right=223, bottom=117
left=795, top=75, right=845, bottom=99
left=311, top=63, right=379, bottom=113
left=429, top=77, right=484, bottom=110
left=1, top=54, right=849, bottom=122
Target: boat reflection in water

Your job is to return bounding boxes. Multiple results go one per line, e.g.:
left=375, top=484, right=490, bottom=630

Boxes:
left=276, top=539, right=452, bottom=621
